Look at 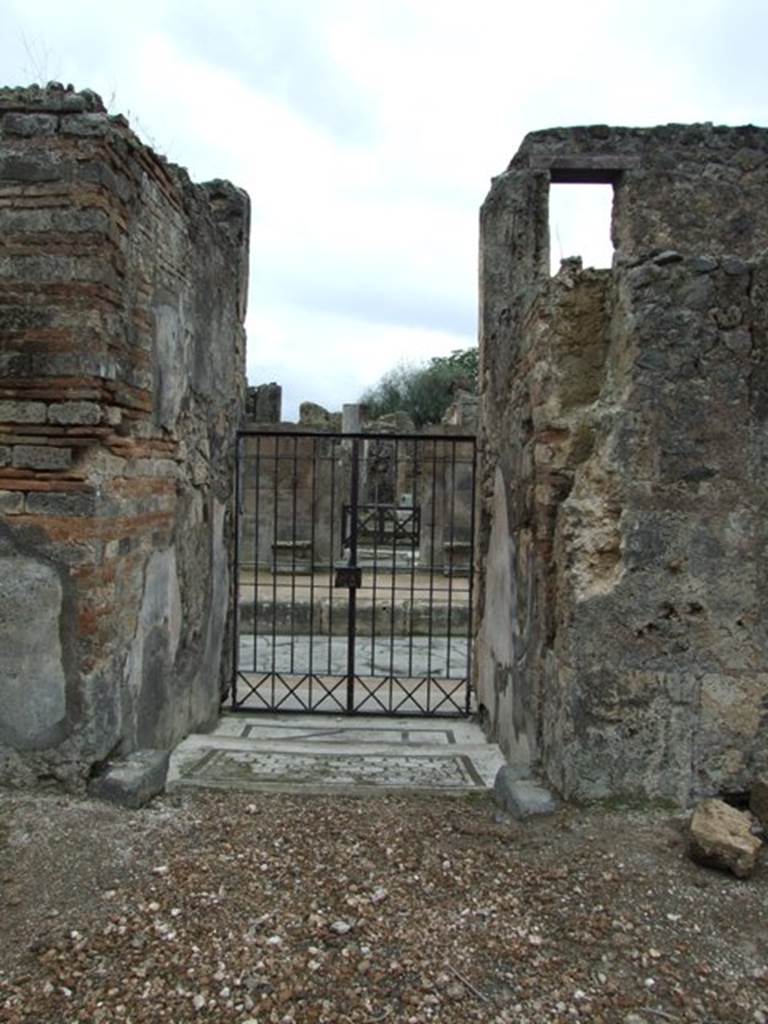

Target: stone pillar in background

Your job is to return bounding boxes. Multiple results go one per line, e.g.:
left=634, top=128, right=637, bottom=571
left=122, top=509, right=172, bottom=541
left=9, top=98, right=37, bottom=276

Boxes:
left=341, top=403, right=365, bottom=434
left=245, top=383, right=282, bottom=424
left=476, top=124, right=768, bottom=803
left=0, top=84, right=249, bottom=787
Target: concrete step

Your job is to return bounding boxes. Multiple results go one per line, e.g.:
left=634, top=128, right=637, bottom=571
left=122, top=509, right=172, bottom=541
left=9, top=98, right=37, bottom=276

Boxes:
left=168, top=713, right=505, bottom=797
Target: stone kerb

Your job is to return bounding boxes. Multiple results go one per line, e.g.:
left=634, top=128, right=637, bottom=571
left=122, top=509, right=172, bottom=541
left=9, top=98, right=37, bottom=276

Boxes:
left=0, top=84, right=249, bottom=788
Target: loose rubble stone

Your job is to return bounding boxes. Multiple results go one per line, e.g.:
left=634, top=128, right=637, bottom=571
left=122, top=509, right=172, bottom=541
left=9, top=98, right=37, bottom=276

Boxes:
left=330, top=920, right=352, bottom=935
left=87, top=749, right=170, bottom=809
left=688, top=798, right=763, bottom=878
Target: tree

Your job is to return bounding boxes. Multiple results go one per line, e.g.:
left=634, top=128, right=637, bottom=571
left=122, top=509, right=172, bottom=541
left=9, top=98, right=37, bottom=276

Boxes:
left=360, top=347, right=478, bottom=427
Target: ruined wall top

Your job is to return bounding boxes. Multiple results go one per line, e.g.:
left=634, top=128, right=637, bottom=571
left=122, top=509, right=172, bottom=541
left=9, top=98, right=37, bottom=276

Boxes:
left=0, top=82, right=106, bottom=112
left=508, top=122, right=768, bottom=172
left=485, top=122, right=768, bottom=264
left=0, top=84, right=250, bottom=284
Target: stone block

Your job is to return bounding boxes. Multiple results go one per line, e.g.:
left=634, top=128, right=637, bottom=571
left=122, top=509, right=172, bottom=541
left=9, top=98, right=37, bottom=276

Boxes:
left=2, top=113, right=58, bottom=136
left=25, top=490, right=97, bottom=516
left=0, top=446, right=9, bottom=468
left=0, top=156, right=61, bottom=183
left=12, top=444, right=72, bottom=471
left=60, top=113, right=110, bottom=137
left=493, top=766, right=557, bottom=819
left=47, top=401, right=102, bottom=425
left=750, top=777, right=768, bottom=831
left=0, top=491, right=24, bottom=514
left=688, top=798, right=762, bottom=878
left=88, top=750, right=170, bottom=809
left=0, top=556, right=67, bottom=749
left=0, top=401, right=47, bottom=424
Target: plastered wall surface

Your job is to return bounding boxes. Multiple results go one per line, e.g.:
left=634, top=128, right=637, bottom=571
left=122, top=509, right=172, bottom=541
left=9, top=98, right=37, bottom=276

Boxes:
left=476, top=124, right=768, bottom=804
left=0, top=84, right=249, bottom=787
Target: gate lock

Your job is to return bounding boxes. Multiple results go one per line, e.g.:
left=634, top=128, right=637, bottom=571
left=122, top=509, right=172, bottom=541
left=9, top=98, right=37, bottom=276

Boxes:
left=334, top=566, right=362, bottom=589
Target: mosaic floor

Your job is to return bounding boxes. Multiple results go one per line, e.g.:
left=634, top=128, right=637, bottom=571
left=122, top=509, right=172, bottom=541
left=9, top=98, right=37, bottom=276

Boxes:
left=168, top=713, right=505, bottom=796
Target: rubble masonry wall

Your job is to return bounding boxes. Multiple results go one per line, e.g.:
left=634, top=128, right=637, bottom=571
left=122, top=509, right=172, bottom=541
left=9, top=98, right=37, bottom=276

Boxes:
left=476, top=124, right=768, bottom=804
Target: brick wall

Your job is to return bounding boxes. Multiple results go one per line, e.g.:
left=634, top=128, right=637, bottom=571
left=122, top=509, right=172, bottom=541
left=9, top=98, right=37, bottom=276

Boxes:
left=0, top=84, right=249, bottom=787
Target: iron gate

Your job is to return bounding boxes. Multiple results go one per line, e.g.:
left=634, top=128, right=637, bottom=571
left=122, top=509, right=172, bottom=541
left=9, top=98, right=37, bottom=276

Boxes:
left=231, top=429, right=476, bottom=716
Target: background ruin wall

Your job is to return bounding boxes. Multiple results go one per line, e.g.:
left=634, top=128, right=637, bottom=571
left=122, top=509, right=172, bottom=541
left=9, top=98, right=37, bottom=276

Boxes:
left=239, top=399, right=477, bottom=578
left=0, top=85, right=249, bottom=787
left=476, top=124, right=768, bottom=804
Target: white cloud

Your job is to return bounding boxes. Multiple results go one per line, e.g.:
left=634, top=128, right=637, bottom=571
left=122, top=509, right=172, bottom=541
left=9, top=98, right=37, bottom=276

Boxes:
left=3, top=0, right=768, bottom=417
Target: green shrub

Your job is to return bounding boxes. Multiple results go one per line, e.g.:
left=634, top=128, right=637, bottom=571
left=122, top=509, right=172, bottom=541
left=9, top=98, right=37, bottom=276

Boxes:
left=361, top=347, right=478, bottom=427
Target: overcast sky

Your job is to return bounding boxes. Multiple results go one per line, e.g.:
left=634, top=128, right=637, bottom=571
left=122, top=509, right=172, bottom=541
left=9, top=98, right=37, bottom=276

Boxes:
left=3, top=0, right=766, bottom=419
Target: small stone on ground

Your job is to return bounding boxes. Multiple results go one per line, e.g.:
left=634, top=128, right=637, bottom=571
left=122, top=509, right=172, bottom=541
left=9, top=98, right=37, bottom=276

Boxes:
left=87, top=749, right=170, bottom=809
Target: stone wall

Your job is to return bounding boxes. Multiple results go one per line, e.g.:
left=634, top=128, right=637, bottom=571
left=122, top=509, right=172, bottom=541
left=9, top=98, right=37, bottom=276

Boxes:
left=0, top=85, right=249, bottom=787
left=476, top=124, right=768, bottom=804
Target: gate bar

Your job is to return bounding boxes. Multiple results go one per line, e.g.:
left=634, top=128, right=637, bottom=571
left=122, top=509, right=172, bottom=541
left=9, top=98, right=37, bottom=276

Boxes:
left=345, top=438, right=360, bottom=712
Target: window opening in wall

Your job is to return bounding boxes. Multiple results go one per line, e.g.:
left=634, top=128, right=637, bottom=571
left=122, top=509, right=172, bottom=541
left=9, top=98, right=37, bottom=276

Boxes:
left=549, top=183, right=614, bottom=276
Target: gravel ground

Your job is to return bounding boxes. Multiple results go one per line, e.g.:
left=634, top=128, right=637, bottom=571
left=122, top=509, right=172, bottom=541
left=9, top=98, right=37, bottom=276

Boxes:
left=0, top=788, right=766, bottom=1024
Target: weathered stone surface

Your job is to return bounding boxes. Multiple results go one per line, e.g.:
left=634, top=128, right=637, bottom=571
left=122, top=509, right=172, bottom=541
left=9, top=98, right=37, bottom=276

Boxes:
left=0, top=84, right=249, bottom=789
left=0, top=555, right=67, bottom=749
left=0, top=491, right=23, bottom=513
left=298, top=401, right=341, bottom=429
left=688, top=799, right=762, bottom=878
left=24, top=491, right=97, bottom=516
left=0, top=400, right=47, bottom=423
left=88, top=749, right=170, bottom=809
left=494, top=766, right=557, bottom=819
left=245, top=382, right=282, bottom=423
left=751, top=778, right=768, bottom=831
left=47, top=401, right=102, bottom=425
left=59, top=113, right=110, bottom=137
left=2, top=112, right=58, bottom=136
left=476, top=124, right=768, bottom=804
left=12, top=444, right=71, bottom=471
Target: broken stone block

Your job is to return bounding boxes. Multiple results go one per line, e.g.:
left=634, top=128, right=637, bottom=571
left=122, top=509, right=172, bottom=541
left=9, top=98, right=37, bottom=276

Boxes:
left=750, top=777, right=768, bottom=832
left=88, top=749, right=170, bottom=810
left=493, top=765, right=557, bottom=819
left=688, top=798, right=762, bottom=878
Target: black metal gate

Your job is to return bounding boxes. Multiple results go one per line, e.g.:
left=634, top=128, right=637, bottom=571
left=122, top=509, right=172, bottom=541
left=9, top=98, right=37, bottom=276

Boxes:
left=231, top=430, right=476, bottom=716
